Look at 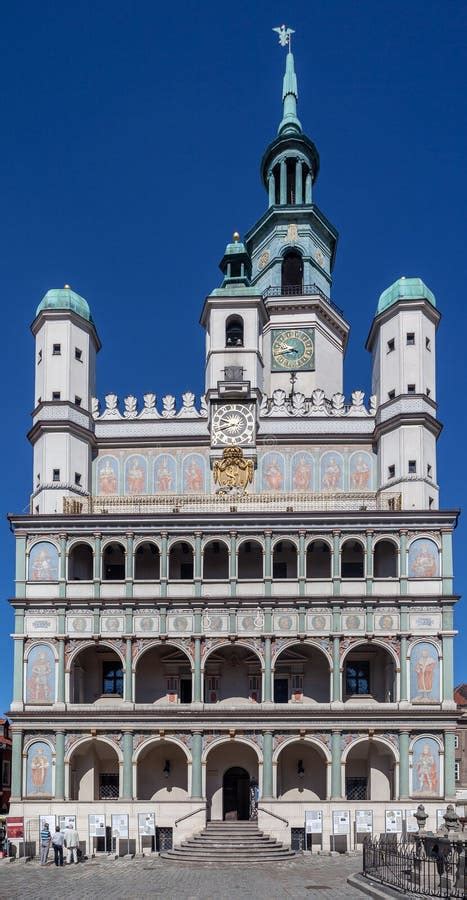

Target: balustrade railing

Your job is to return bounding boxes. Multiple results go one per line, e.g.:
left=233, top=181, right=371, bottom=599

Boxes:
left=64, top=491, right=402, bottom=515
left=262, top=283, right=344, bottom=317
left=363, top=835, right=467, bottom=898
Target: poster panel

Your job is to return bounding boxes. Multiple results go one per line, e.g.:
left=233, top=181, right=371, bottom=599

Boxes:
left=6, top=817, right=24, bottom=839
left=406, top=809, right=419, bottom=834
left=332, top=810, right=350, bottom=835
left=88, top=814, right=106, bottom=837
left=305, top=811, right=323, bottom=834
left=58, top=815, right=76, bottom=833
left=385, top=809, right=403, bottom=833
left=436, top=809, right=446, bottom=830
left=355, top=810, right=373, bottom=833
left=138, top=812, right=156, bottom=836
left=39, top=814, right=56, bottom=835
left=111, top=814, right=129, bottom=839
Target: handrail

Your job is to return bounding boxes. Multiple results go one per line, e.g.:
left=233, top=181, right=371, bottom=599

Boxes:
left=262, top=283, right=344, bottom=318
left=257, top=806, right=289, bottom=827
left=174, top=806, right=205, bottom=827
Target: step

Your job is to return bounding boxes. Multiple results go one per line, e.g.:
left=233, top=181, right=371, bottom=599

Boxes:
left=161, top=852, right=296, bottom=865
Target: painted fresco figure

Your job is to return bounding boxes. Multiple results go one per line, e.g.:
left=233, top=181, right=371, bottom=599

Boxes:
left=31, top=746, right=49, bottom=790
left=292, top=455, right=312, bottom=491
left=410, top=541, right=438, bottom=577
left=30, top=545, right=57, bottom=581
left=155, top=457, right=173, bottom=493
left=127, top=457, right=145, bottom=494
left=263, top=456, right=283, bottom=491
left=185, top=458, right=204, bottom=493
left=415, top=743, right=438, bottom=793
left=29, top=649, right=53, bottom=702
left=414, top=646, right=437, bottom=698
left=322, top=456, right=341, bottom=490
left=351, top=454, right=370, bottom=489
left=98, top=459, right=117, bottom=495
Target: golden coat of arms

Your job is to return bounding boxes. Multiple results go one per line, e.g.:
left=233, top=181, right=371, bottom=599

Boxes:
left=213, top=446, right=254, bottom=494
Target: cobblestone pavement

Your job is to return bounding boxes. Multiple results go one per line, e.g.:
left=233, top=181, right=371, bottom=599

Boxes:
left=0, top=853, right=364, bottom=900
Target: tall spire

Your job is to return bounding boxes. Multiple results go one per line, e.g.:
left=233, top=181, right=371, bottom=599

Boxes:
left=273, top=25, right=302, bottom=136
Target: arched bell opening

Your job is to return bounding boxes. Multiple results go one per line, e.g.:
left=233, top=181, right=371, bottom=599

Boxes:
left=281, top=250, right=303, bottom=292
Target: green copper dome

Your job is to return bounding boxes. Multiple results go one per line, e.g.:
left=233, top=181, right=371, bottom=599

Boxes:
left=36, top=286, right=91, bottom=322
left=377, top=277, right=436, bottom=315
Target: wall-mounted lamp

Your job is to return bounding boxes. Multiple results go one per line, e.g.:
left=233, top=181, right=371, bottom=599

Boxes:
left=163, top=759, right=171, bottom=778
left=297, top=760, right=305, bottom=779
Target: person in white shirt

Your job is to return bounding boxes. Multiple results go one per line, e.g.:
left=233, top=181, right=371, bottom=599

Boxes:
left=51, top=827, right=65, bottom=866
left=64, top=825, right=80, bottom=864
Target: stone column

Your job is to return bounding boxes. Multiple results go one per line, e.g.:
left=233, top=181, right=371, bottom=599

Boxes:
left=191, top=732, right=203, bottom=799
left=305, top=172, right=312, bottom=204
left=262, top=731, right=274, bottom=798
left=124, top=638, right=133, bottom=702
left=57, top=638, right=65, bottom=703
left=125, top=533, right=134, bottom=598
left=59, top=533, right=67, bottom=599
left=331, top=731, right=342, bottom=799
left=263, top=637, right=272, bottom=703
left=13, top=609, right=25, bottom=705
left=280, top=159, right=287, bottom=205
left=298, top=530, right=306, bottom=597
left=55, top=731, right=65, bottom=799
left=444, top=731, right=456, bottom=799
left=332, top=531, right=341, bottom=595
left=332, top=636, right=341, bottom=702
left=122, top=731, right=133, bottom=799
left=366, top=531, right=373, bottom=596
left=400, top=531, right=408, bottom=594
left=93, top=533, right=101, bottom=599
left=399, top=633, right=408, bottom=701
left=294, top=158, right=303, bottom=205
left=268, top=171, right=275, bottom=206
left=160, top=531, right=168, bottom=598
left=10, top=731, right=22, bottom=799
left=194, top=637, right=202, bottom=703
left=194, top=531, right=202, bottom=598
left=399, top=731, right=410, bottom=799
left=264, top=531, right=272, bottom=597
left=229, top=531, right=237, bottom=599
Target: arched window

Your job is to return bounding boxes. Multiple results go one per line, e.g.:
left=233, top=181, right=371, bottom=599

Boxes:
left=203, top=541, right=229, bottom=580
left=225, top=315, right=244, bottom=347
left=135, top=542, right=160, bottom=580
left=169, top=542, right=194, bottom=581
left=306, top=541, right=331, bottom=578
left=102, top=542, right=126, bottom=581
left=69, top=543, right=93, bottom=580
left=281, top=250, right=303, bottom=293
left=374, top=540, right=398, bottom=578
left=341, top=540, right=364, bottom=578
left=272, top=540, right=297, bottom=579
left=237, top=540, right=263, bottom=580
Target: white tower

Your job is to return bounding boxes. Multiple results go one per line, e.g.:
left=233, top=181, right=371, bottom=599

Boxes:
left=30, top=286, right=100, bottom=514
left=366, top=277, right=440, bottom=509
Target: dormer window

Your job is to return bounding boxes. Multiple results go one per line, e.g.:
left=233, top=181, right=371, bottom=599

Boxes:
left=225, top=315, right=244, bottom=347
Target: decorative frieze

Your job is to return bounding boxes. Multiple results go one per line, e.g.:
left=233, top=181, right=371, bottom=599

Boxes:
left=260, top=388, right=376, bottom=418
left=94, top=392, right=208, bottom=420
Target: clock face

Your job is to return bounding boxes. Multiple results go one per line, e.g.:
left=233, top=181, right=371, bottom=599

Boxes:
left=271, top=328, right=315, bottom=371
left=211, top=403, right=255, bottom=446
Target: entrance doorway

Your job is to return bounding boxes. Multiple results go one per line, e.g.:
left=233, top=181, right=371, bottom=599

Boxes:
left=223, top=767, right=250, bottom=820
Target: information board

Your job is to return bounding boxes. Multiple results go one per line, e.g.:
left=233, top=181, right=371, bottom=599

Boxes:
left=355, top=810, right=373, bottom=833
left=332, top=810, right=350, bottom=835
left=6, top=817, right=24, bottom=839
left=436, top=809, right=446, bottom=830
left=305, top=811, right=323, bottom=834
left=406, top=809, right=419, bottom=833
left=89, top=814, right=106, bottom=837
left=59, top=815, right=76, bottom=833
left=111, top=814, right=129, bottom=839
left=39, top=815, right=56, bottom=835
left=385, top=809, right=403, bottom=833
left=138, top=812, right=156, bottom=836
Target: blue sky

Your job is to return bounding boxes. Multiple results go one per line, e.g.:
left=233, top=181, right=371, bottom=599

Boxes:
left=1, top=0, right=466, bottom=713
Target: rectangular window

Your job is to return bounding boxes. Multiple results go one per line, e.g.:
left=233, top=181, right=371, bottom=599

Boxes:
left=37, top=396, right=41, bottom=405
left=429, top=496, right=434, bottom=509
left=427, top=464, right=432, bottom=477
left=408, top=460, right=417, bottom=474
left=388, top=389, right=395, bottom=400
left=74, top=395, right=82, bottom=407
left=74, top=472, right=82, bottom=486
left=273, top=678, right=289, bottom=704
left=37, top=349, right=42, bottom=363
left=102, top=661, right=123, bottom=695
left=387, top=338, right=395, bottom=353
left=426, top=337, right=431, bottom=350
left=273, top=561, right=287, bottom=579
left=426, top=387, right=431, bottom=397
left=52, top=468, right=60, bottom=482
left=455, top=762, right=460, bottom=782
left=455, top=735, right=459, bottom=750
left=99, top=774, right=119, bottom=800
left=407, top=384, right=416, bottom=393
left=36, top=473, right=40, bottom=484
left=52, top=391, right=61, bottom=401
left=345, top=776, right=368, bottom=801
left=388, top=464, right=395, bottom=479
left=52, top=343, right=61, bottom=355
left=406, top=333, right=415, bottom=345
left=75, top=347, right=82, bottom=361
left=345, top=661, right=370, bottom=696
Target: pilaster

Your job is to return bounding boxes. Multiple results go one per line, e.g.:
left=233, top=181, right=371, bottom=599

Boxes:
left=191, top=732, right=203, bottom=799
left=55, top=731, right=65, bottom=799
left=122, top=731, right=133, bottom=799
left=262, top=731, right=273, bottom=798
left=444, top=731, right=456, bottom=799
left=399, top=731, right=410, bottom=799
left=331, top=731, right=342, bottom=799
left=10, top=731, right=22, bottom=799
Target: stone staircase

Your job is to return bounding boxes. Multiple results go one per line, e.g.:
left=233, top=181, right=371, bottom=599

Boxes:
left=161, top=820, right=296, bottom=866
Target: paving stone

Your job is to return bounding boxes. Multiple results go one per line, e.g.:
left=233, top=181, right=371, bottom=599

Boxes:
left=0, top=852, right=365, bottom=900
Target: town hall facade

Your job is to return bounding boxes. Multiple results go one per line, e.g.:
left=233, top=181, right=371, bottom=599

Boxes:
left=7, top=34, right=458, bottom=853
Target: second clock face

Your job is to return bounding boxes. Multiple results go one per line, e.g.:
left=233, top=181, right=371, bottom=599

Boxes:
left=211, top=403, right=255, bottom=446
left=271, top=328, right=315, bottom=371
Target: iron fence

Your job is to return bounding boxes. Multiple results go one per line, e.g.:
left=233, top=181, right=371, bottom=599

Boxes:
left=363, top=835, right=467, bottom=898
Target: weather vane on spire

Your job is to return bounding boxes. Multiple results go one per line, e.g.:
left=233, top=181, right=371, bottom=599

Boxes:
left=273, top=25, right=295, bottom=49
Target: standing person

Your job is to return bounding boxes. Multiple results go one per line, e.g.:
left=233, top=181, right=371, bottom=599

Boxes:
left=52, top=826, right=65, bottom=866
left=64, top=823, right=80, bottom=864
left=39, top=822, right=51, bottom=865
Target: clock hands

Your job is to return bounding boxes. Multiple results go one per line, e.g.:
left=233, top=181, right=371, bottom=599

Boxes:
left=275, top=341, right=299, bottom=355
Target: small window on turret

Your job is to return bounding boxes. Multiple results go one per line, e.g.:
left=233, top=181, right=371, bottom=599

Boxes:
left=37, top=349, right=42, bottom=363
left=388, top=390, right=395, bottom=400
left=226, top=316, right=244, bottom=347
left=74, top=396, right=82, bottom=407
left=387, top=339, right=395, bottom=353
left=388, top=465, right=395, bottom=479
left=408, top=460, right=417, bottom=474
left=427, top=464, right=432, bottom=477
left=52, top=391, right=61, bottom=401
left=425, top=337, right=431, bottom=351
left=75, top=472, right=82, bottom=486
left=53, top=343, right=61, bottom=355
left=75, top=347, right=82, bottom=361
left=407, top=384, right=416, bottom=393
left=406, top=333, right=415, bottom=346
left=53, top=468, right=60, bottom=482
